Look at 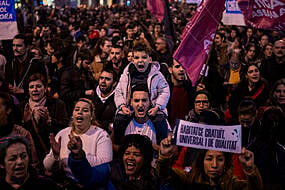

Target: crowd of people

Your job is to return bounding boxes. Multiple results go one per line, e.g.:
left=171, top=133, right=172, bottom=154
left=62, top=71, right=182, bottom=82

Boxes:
left=0, top=2, right=284, bottom=190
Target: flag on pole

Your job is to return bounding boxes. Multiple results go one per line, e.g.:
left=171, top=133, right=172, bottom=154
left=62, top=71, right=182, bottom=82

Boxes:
left=0, top=0, right=18, bottom=40
left=173, top=0, right=226, bottom=86
left=163, top=0, right=176, bottom=53
left=237, top=0, right=285, bottom=30
left=147, top=0, right=165, bottom=22
left=147, top=0, right=176, bottom=53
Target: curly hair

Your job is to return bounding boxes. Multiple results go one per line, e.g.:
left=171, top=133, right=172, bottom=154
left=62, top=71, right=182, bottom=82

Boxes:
left=119, top=134, right=154, bottom=179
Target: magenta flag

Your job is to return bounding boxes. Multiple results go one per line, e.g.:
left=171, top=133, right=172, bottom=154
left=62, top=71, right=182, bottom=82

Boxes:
left=173, top=0, right=226, bottom=86
left=237, top=0, right=285, bottom=30
left=147, top=0, right=165, bottom=22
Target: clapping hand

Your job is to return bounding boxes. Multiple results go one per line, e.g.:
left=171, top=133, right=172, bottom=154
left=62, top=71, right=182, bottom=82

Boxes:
left=68, top=134, right=85, bottom=160
left=67, top=134, right=83, bottom=154
left=49, top=133, right=61, bottom=159
left=33, top=106, right=50, bottom=123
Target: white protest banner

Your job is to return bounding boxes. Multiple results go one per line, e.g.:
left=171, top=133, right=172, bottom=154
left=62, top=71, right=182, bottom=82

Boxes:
left=222, top=0, right=245, bottom=26
left=173, top=120, right=242, bottom=153
left=0, top=0, right=18, bottom=40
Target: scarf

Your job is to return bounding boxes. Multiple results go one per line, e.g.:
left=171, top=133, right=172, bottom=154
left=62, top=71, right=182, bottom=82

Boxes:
left=23, top=96, right=47, bottom=122
left=28, top=96, right=47, bottom=112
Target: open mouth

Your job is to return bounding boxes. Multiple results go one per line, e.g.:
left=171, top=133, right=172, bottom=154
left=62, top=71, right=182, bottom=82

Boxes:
left=126, top=162, right=136, bottom=170
left=14, top=167, right=25, bottom=175
left=137, top=64, right=145, bottom=69
left=32, top=91, right=39, bottom=95
left=177, top=73, right=185, bottom=78
left=100, top=84, right=106, bottom=88
left=76, top=116, right=84, bottom=123
left=137, top=108, right=145, bottom=116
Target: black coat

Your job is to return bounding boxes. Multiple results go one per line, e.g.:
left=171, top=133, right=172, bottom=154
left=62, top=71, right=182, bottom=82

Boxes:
left=5, top=53, right=47, bottom=101
left=229, top=79, right=269, bottom=119
left=92, top=90, right=116, bottom=133
left=18, top=97, right=69, bottom=161
left=59, top=64, right=96, bottom=115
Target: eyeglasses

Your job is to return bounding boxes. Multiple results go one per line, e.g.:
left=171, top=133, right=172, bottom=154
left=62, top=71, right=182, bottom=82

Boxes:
left=195, top=100, right=209, bottom=105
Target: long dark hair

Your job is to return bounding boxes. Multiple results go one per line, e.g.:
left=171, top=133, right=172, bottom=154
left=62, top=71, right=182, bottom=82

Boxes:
left=267, top=78, right=285, bottom=108
left=259, top=106, right=285, bottom=145
left=189, top=149, right=232, bottom=185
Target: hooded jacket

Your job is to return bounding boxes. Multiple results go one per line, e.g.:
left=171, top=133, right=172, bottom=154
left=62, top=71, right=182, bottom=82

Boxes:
left=114, top=62, right=170, bottom=115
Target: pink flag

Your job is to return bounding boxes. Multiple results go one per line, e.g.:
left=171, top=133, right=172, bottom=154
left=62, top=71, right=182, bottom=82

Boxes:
left=147, top=0, right=165, bottom=22
left=173, top=0, right=226, bottom=86
left=237, top=0, right=285, bottom=30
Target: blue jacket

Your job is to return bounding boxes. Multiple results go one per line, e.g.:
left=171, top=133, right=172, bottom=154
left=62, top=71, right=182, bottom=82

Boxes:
left=68, top=154, right=115, bottom=190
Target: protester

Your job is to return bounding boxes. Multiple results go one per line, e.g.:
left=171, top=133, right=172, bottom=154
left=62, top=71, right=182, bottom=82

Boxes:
left=0, top=92, right=40, bottom=172
left=43, top=98, right=112, bottom=188
left=123, top=85, right=159, bottom=150
left=92, top=67, right=118, bottom=133
left=168, top=60, right=194, bottom=128
left=18, top=73, right=69, bottom=161
left=90, top=37, right=112, bottom=81
left=185, top=90, right=212, bottom=123
left=106, top=45, right=128, bottom=76
left=157, top=135, right=263, bottom=190
left=0, top=136, right=59, bottom=190
left=243, top=43, right=258, bottom=65
left=262, top=43, right=273, bottom=61
left=261, top=40, right=285, bottom=86
left=5, top=34, right=47, bottom=101
left=237, top=98, right=260, bottom=148
left=229, top=64, right=269, bottom=119
left=59, top=48, right=96, bottom=116
left=68, top=134, right=158, bottom=190
left=267, top=78, right=285, bottom=112
left=113, top=43, right=170, bottom=146
left=250, top=107, right=285, bottom=190
left=1, top=3, right=285, bottom=189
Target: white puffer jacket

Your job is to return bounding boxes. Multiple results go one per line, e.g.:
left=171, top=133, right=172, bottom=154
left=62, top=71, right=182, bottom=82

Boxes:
left=114, top=62, right=170, bottom=115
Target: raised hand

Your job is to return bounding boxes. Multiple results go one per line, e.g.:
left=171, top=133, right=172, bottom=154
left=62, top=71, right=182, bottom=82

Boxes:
left=49, top=133, right=61, bottom=159
left=239, top=147, right=254, bottom=172
left=160, top=134, right=176, bottom=157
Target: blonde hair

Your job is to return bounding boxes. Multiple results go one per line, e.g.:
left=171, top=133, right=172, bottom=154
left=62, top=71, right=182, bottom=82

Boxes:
left=70, top=98, right=100, bottom=129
